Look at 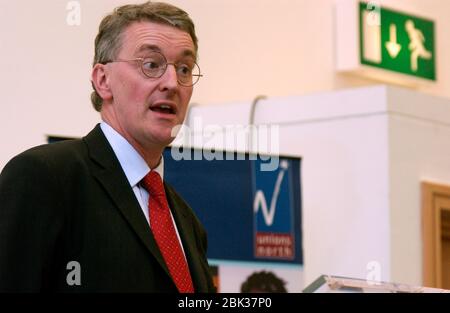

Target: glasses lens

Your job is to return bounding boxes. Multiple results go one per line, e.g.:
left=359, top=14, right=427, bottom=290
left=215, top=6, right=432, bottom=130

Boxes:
left=141, top=52, right=166, bottom=78
left=141, top=51, right=201, bottom=86
left=176, top=62, right=201, bottom=86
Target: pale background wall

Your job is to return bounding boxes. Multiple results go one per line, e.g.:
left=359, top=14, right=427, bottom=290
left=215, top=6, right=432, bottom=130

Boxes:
left=388, top=87, right=450, bottom=286
left=1, top=0, right=450, bottom=168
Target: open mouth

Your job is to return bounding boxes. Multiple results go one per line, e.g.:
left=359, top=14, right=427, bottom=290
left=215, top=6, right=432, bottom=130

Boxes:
left=150, top=103, right=176, bottom=115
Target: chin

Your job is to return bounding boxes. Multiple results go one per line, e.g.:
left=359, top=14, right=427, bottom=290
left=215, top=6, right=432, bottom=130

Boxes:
left=154, top=133, right=176, bottom=147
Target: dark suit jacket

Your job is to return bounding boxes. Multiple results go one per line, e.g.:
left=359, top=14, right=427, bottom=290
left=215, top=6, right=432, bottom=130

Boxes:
left=0, top=125, right=215, bottom=292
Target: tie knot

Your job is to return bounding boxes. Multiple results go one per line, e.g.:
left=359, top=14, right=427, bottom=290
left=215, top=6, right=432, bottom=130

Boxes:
left=142, top=171, right=165, bottom=197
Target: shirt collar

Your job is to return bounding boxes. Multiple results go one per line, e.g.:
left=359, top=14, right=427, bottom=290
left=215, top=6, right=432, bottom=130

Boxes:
left=100, top=122, right=164, bottom=188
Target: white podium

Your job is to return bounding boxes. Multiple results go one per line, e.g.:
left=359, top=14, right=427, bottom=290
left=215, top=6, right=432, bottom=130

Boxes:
left=303, top=275, right=450, bottom=293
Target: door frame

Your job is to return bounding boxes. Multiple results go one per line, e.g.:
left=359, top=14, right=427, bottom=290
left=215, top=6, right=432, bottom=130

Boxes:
left=422, top=181, right=450, bottom=288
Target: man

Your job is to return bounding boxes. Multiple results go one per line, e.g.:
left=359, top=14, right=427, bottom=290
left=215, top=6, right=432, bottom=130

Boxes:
left=0, top=1, right=215, bottom=293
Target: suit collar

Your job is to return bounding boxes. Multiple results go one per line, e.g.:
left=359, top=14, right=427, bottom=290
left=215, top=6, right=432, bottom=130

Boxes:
left=99, top=122, right=165, bottom=187
left=99, top=122, right=150, bottom=188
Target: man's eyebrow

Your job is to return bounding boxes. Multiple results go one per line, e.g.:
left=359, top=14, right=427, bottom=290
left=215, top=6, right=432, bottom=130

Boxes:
left=181, top=49, right=196, bottom=59
left=136, top=44, right=162, bottom=54
left=136, top=44, right=197, bottom=60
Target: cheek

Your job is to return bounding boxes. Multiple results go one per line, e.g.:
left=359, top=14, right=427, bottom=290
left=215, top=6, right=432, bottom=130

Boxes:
left=180, top=88, right=193, bottom=109
left=121, top=80, right=142, bottom=101
left=132, top=80, right=159, bottom=101
left=115, top=83, right=147, bottom=115
left=114, top=70, right=147, bottom=100
left=118, top=83, right=154, bottom=115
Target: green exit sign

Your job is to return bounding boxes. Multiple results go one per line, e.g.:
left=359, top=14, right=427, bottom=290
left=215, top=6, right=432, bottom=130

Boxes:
left=359, top=2, right=436, bottom=81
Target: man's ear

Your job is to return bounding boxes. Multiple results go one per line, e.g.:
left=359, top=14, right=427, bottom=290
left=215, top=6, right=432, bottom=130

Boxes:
left=91, top=64, right=113, bottom=102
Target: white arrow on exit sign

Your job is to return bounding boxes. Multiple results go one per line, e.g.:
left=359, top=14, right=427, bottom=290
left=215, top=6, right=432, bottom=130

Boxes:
left=385, top=24, right=402, bottom=58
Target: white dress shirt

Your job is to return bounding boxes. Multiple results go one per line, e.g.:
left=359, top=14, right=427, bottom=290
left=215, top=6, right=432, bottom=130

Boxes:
left=100, top=122, right=186, bottom=253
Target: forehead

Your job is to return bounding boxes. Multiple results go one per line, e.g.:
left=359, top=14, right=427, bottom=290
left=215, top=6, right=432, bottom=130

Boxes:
left=119, top=21, right=196, bottom=59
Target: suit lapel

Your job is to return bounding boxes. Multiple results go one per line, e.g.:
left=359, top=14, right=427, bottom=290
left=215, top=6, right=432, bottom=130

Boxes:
left=83, top=125, right=172, bottom=280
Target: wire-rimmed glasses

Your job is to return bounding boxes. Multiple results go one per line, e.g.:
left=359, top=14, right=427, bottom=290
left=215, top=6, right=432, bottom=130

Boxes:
left=103, top=50, right=202, bottom=87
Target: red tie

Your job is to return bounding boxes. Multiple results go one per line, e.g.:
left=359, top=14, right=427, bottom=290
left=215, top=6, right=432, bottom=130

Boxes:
left=141, top=171, right=194, bottom=293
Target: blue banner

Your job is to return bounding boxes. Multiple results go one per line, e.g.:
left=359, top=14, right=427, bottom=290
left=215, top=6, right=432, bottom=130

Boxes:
left=163, top=149, right=302, bottom=265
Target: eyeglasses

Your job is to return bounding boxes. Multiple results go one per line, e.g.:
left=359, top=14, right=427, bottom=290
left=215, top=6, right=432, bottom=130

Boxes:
left=103, top=51, right=202, bottom=87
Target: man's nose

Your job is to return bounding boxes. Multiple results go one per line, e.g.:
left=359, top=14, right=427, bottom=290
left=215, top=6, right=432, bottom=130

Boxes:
left=159, top=63, right=179, bottom=90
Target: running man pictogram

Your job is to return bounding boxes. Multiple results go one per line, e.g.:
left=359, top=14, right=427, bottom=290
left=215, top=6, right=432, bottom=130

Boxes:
left=405, top=19, right=432, bottom=72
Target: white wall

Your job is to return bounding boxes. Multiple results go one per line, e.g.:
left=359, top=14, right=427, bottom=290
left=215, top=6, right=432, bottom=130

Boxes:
left=260, top=88, right=392, bottom=285
left=388, top=88, right=450, bottom=286
left=1, top=0, right=450, bottom=169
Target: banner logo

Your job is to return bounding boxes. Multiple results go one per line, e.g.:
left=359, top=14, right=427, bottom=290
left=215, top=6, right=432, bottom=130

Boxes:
left=254, top=159, right=295, bottom=260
